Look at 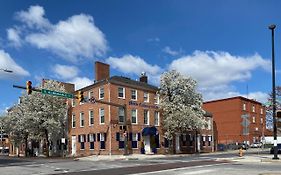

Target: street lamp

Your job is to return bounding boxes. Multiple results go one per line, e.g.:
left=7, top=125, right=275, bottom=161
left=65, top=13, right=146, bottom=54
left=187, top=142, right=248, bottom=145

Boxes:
left=268, top=24, right=279, bottom=160
left=0, top=68, right=13, bottom=73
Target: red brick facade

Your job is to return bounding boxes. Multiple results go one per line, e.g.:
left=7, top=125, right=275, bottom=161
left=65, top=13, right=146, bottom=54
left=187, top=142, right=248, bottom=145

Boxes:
left=68, top=78, right=166, bottom=156
left=203, top=96, right=267, bottom=147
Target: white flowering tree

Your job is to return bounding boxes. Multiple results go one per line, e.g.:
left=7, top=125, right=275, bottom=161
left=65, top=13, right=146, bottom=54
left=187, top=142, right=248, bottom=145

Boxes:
left=4, top=80, right=68, bottom=157
left=159, top=70, right=206, bottom=151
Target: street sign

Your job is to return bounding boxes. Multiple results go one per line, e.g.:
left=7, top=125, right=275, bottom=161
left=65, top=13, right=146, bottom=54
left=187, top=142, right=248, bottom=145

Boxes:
left=41, top=89, right=74, bottom=98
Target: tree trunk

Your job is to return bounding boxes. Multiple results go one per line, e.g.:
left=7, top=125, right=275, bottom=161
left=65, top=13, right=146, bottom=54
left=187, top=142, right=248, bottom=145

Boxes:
left=44, top=129, right=49, bottom=157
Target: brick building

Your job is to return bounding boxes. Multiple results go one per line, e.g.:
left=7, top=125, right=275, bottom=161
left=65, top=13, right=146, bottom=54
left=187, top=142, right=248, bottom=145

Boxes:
left=203, top=96, right=266, bottom=148
left=68, top=62, right=214, bottom=156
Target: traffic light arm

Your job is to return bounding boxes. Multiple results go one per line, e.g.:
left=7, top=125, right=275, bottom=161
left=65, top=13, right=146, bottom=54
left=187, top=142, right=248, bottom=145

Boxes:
left=13, top=85, right=41, bottom=92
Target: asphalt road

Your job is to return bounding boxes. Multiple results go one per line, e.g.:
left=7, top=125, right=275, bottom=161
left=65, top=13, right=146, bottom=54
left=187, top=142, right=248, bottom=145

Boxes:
left=1, top=149, right=281, bottom=175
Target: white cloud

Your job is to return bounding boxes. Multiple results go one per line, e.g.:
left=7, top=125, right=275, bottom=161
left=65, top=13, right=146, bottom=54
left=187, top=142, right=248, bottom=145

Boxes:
left=70, top=77, right=93, bottom=90
left=169, top=50, right=271, bottom=103
left=162, top=46, right=180, bottom=56
left=106, top=54, right=163, bottom=76
left=246, top=91, right=269, bottom=103
left=169, top=50, right=271, bottom=87
left=15, top=5, right=51, bottom=30
left=7, top=28, right=22, bottom=47
left=52, top=64, right=79, bottom=80
left=12, top=5, right=107, bottom=62
left=0, top=50, right=30, bottom=79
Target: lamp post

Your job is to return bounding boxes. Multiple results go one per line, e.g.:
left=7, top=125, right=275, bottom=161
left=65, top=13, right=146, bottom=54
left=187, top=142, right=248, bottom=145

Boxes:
left=268, top=24, right=279, bottom=160
left=0, top=68, right=13, bottom=73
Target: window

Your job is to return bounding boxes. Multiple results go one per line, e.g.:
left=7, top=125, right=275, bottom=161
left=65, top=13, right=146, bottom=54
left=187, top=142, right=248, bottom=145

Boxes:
left=88, top=133, right=95, bottom=150
left=131, top=109, right=137, bottom=124
left=208, top=135, right=212, bottom=146
left=131, top=89, right=137, bottom=100
left=118, top=107, right=125, bottom=123
left=80, top=112, right=84, bottom=127
left=88, top=91, right=94, bottom=99
left=99, top=108, right=105, bottom=124
left=99, top=87, right=104, bottom=99
left=98, top=133, right=106, bottom=149
left=72, top=114, right=76, bottom=128
left=252, top=105, right=256, bottom=112
left=144, top=92, right=149, bottom=102
left=131, top=133, right=139, bottom=149
left=242, top=103, right=246, bottom=111
left=261, top=117, right=263, bottom=124
left=144, top=110, right=149, bottom=125
left=261, top=108, right=264, bottom=114
left=89, top=110, right=94, bottom=126
left=116, top=133, right=125, bottom=149
left=252, top=116, right=256, bottom=123
left=72, top=99, right=76, bottom=107
left=78, top=134, right=86, bottom=150
left=154, top=94, right=159, bottom=104
left=154, top=111, right=159, bottom=126
left=118, top=87, right=125, bottom=98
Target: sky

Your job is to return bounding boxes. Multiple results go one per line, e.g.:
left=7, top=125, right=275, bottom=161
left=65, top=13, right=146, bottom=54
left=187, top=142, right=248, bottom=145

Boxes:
left=1, top=0, right=281, bottom=114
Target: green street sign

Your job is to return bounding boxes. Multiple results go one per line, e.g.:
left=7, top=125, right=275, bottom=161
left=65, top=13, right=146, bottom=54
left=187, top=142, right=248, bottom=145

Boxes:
left=41, top=89, right=74, bottom=98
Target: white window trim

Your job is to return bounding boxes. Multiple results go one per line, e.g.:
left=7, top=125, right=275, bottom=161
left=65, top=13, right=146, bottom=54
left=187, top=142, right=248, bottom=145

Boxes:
left=99, top=108, right=105, bottom=124
left=89, top=110, right=94, bottom=126
left=132, top=133, right=138, bottom=149
left=242, top=103, right=246, bottom=111
left=144, top=92, right=149, bottom=103
left=261, top=108, right=263, bottom=114
left=118, top=107, right=125, bottom=123
left=88, top=91, right=93, bottom=100
left=252, top=105, right=255, bottom=112
left=118, top=87, right=125, bottom=99
left=99, top=87, right=104, bottom=100
left=72, top=114, right=76, bottom=128
left=131, top=89, right=137, bottom=101
left=131, top=109, right=138, bottom=124
left=144, top=110, right=149, bottom=125
left=252, top=116, right=256, bottom=123
left=154, top=94, right=159, bottom=104
left=80, top=112, right=84, bottom=127
left=154, top=111, right=159, bottom=126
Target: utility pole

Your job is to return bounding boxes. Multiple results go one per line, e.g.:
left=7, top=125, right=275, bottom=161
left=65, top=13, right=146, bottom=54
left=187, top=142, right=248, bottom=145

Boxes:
left=268, top=24, right=279, bottom=160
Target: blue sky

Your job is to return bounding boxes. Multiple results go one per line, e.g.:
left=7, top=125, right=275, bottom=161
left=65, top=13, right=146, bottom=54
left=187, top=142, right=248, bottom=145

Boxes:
left=1, top=0, right=281, bottom=114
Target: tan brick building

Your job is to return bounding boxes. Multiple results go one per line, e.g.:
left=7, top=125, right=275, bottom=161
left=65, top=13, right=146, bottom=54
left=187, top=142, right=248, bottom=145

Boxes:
left=68, top=62, right=214, bottom=156
left=203, top=96, right=267, bottom=148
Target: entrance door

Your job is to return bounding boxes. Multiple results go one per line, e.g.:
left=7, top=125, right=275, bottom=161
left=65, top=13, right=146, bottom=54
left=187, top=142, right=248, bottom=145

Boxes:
left=144, top=136, right=151, bottom=154
left=71, top=136, right=76, bottom=156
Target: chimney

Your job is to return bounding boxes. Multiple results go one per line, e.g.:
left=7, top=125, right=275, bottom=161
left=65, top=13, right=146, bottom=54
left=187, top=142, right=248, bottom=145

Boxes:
left=95, top=61, right=110, bottom=81
left=139, top=72, right=148, bottom=83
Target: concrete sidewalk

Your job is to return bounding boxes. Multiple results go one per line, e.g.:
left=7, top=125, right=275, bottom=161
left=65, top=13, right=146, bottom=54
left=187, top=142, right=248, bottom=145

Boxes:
left=75, top=149, right=264, bottom=161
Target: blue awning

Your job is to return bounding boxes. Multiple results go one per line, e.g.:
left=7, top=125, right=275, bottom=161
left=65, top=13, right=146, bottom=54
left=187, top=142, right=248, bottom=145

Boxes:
left=142, top=127, right=157, bottom=136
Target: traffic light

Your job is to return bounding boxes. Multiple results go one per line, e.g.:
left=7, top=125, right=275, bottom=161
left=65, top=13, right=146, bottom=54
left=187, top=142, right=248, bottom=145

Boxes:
left=77, top=91, right=84, bottom=103
left=26, top=81, right=32, bottom=95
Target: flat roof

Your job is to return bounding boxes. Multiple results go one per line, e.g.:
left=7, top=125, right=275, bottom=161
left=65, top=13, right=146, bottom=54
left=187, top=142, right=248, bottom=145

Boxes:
left=203, top=96, right=263, bottom=105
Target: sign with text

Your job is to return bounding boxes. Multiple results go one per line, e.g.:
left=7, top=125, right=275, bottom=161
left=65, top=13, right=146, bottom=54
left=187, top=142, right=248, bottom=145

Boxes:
left=41, top=89, right=74, bottom=99
left=128, top=101, right=158, bottom=109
